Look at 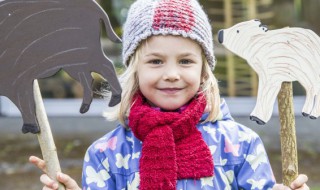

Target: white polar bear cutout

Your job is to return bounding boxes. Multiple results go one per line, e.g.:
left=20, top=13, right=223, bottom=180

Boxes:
left=218, top=19, right=320, bottom=124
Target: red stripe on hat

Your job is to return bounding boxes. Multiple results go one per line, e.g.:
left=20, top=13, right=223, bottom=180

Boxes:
left=152, top=0, right=195, bottom=32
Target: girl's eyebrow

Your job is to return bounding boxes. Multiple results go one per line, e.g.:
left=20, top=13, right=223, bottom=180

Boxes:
left=144, top=52, right=199, bottom=57
left=144, top=52, right=163, bottom=57
left=179, top=53, right=199, bottom=57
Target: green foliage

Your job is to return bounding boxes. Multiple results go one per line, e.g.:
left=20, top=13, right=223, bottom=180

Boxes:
left=99, top=0, right=134, bottom=37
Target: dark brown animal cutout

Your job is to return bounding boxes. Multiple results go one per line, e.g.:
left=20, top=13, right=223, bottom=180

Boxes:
left=0, top=0, right=122, bottom=134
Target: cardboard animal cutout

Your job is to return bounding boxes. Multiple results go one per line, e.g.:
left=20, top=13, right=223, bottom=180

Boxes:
left=0, top=0, right=122, bottom=134
left=218, top=19, right=320, bottom=124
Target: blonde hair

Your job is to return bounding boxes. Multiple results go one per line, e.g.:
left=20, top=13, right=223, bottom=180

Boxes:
left=104, top=40, right=221, bottom=126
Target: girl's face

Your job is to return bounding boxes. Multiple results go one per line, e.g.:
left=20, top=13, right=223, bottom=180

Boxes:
left=137, top=35, right=203, bottom=110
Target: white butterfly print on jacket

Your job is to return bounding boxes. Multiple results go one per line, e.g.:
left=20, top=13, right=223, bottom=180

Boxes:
left=247, top=178, right=267, bottom=189
left=85, top=166, right=110, bottom=188
left=245, top=144, right=268, bottom=171
left=116, top=153, right=131, bottom=169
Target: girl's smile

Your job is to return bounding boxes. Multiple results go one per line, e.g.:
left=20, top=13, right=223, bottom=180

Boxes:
left=137, top=35, right=203, bottom=111
left=158, top=87, right=183, bottom=95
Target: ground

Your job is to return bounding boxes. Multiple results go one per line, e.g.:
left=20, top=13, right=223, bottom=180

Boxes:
left=0, top=133, right=319, bottom=189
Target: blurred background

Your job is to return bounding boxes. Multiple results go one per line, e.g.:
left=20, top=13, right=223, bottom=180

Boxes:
left=0, top=0, right=319, bottom=189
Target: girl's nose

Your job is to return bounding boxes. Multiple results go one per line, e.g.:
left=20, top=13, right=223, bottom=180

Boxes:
left=163, top=63, right=180, bottom=81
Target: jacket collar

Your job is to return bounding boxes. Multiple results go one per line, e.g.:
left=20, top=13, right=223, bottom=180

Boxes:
left=200, top=99, right=234, bottom=122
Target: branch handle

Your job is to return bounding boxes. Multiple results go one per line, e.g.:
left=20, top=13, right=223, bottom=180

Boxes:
left=33, top=79, right=66, bottom=190
left=277, top=82, right=298, bottom=185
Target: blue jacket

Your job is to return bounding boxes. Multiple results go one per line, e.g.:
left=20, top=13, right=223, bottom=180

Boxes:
left=82, top=101, right=276, bottom=189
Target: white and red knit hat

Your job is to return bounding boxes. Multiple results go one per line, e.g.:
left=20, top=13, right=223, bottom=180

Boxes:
left=122, top=0, right=216, bottom=69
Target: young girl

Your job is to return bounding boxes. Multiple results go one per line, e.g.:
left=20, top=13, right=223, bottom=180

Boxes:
left=30, top=0, right=309, bottom=189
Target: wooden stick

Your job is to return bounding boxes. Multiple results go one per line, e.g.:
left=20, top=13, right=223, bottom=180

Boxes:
left=33, top=80, right=66, bottom=190
left=277, top=82, right=298, bottom=185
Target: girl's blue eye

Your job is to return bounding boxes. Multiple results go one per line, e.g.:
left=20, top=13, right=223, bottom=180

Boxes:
left=150, top=59, right=162, bottom=64
left=180, top=59, right=192, bottom=64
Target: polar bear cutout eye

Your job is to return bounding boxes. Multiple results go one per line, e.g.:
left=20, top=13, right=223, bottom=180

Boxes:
left=259, top=24, right=268, bottom=32
left=237, top=30, right=240, bottom=33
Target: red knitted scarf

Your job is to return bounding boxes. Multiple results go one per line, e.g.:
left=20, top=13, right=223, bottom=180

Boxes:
left=128, top=93, right=214, bottom=190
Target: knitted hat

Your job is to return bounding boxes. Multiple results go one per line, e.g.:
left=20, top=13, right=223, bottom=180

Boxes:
left=122, top=0, right=216, bottom=69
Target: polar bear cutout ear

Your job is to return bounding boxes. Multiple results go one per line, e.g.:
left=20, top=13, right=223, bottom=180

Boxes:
left=0, top=0, right=122, bottom=133
left=219, top=19, right=320, bottom=124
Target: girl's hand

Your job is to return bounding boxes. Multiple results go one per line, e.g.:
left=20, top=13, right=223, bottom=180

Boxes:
left=29, top=156, right=81, bottom=190
left=273, top=174, right=309, bottom=190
